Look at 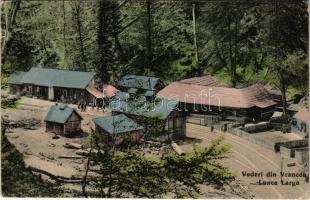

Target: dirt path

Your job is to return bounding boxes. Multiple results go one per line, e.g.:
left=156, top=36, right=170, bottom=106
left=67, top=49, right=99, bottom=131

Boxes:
left=180, top=123, right=309, bottom=199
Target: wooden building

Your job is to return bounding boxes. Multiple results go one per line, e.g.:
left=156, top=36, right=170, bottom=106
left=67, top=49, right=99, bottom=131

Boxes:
left=86, top=84, right=118, bottom=109
left=8, top=67, right=95, bottom=104
left=291, top=107, right=309, bottom=137
left=110, top=91, right=186, bottom=139
left=117, top=75, right=165, bottom=98
left=93, top=114, right=144, bottom=145
left=158, top=81, right=277, bottom=121
left=44, top=103, right=83, bottom=136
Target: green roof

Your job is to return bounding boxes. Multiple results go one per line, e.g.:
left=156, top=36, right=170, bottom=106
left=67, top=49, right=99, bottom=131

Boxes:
left=44, top=103, right=82, bottom=124
left=8, top=71, right=27, bottom=84
left=117, top=75, right=160, bottom=91
left=115, top=91, right=130, bottom=100
left=144, top=90, right=155, bottom=97
left=128, top=87, right=138, bottom=94
left=12, top=67, right=95, bottom=89
left=93, top=114, right=144, bottom=135
left=110, top=95, right=179, bottom=120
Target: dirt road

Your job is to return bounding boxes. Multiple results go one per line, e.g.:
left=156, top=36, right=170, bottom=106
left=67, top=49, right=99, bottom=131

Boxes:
left=181, top=123, right=309, bottom=199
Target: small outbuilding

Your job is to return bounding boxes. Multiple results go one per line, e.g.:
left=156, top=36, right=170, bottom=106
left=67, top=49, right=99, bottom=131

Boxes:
left=44, top=103, right=83, bottom=136
left=93, top=114, right=144, bottom=145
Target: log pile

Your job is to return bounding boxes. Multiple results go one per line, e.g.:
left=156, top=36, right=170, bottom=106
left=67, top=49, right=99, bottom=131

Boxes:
left=171, top=142, right=185, bottom=155
left=2, top=117, right=41, bottom=129
left=242, top=122, right=270, bottom=133
left=1, top=94, right=20, bottom=109
left=63, top=142, right=83, bottom=149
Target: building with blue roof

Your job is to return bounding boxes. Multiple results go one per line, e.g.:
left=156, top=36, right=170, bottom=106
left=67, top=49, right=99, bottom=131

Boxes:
left=117, top=75, right=164, bottom=100
left=44, top=103, right=83, bottom=135
left=8, top=67, right=96, bottom=103
left=109, top=92, right=186, bottom=139
left=93, top=114, right=144, bottom=145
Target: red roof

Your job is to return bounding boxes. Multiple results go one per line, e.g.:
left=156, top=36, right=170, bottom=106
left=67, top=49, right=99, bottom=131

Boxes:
left=87, top=84, right=118, bottom=99
left=180, top=75, right=225, bottom=87
left=158, top=82, right=276, bottom=109
left=103, top=84, right=118, bottom=98
left=86, top=86, right=103, bottom=98
left=294, top=107, right=309, bottom=123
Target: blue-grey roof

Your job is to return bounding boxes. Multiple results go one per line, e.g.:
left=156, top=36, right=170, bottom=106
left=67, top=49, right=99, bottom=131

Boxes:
left=110, top=96, right=179, bottom=120
left=128, top=87, right=138, bottom=94
left=93, top=114, right=144, bottom=135
left=117, top=75, right=160, bottom=91
left=12, top=67, right=95, bottom=89
left=44, top=103, right=82, bottom=124
left=114, top=91, right=130, bottom=100
left=144, top=90, right=155, bottom=97
left=8, top=71, right=27, bottom=84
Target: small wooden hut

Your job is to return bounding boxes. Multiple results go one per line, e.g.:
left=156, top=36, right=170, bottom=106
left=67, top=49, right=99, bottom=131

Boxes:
left=44, top=103, right=83, bottom=136
left=93, top=114, right=144, bottom=145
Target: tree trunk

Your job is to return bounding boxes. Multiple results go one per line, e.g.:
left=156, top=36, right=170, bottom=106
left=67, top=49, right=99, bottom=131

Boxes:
left=63, top=0, right=67, bottom=61
left=1, top=0, right=21, bottom=64
left=232, top=13, right=238, bottom=88
left=227, top=17, right=235, bottom=88
left=73, top=1, right=87, bottom=71
left=76, top=14, right=86, bottom=71
left=82, top=138, right=93, bottom=197
left=192, top=4, right=199, bottom=64
left=280, top=77, right=287, bottom=114
left=146, top=0, right=153, bottom=73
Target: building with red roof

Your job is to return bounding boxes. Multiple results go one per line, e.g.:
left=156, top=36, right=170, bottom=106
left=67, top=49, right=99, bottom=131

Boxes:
left=158, top=81, right=277, bottom=120
left=179, top=75, right=225, bottom=87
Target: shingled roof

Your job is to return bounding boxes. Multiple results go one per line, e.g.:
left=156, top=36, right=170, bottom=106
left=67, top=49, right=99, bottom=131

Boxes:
left=179, top=75, right=224, bottom=87
left=117, top=75, right=160, bottom=91
left=11, top=67, right=95, bottom=89
left=294, top=107, right=309, bottom=123
left=93, top=114, right=144, bottom=135
left=44, top=104, right=82, bottom=124
left=158, top=82, right=276, bottom=109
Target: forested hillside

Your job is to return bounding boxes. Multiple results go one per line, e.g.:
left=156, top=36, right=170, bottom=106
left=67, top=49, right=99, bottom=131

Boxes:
left=1, top=0, right=308, bottom=99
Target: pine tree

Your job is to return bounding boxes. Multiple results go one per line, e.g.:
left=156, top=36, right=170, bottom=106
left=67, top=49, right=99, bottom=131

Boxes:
left=95, top=0, right=121, bottom=83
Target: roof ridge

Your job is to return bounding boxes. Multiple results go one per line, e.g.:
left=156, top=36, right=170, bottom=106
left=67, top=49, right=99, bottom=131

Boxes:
left=30, top=67, right=95, bottom=74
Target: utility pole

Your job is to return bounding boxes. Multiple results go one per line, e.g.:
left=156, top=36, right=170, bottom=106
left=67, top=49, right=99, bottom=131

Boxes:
left=192, top=3, right=199, bottom=64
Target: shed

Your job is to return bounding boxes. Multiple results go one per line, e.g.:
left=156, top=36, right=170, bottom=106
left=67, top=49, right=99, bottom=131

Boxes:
left=93, top=114, right=144, bottom=145
left=44, top=103, right=83, bottom=136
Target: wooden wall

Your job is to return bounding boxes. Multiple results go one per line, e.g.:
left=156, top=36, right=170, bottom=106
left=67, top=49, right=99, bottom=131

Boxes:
left=46, top=112, right=81, bottom=136
left=95, top=126, right=144, bottom=146
left=64, top=112, right=82, bottom=135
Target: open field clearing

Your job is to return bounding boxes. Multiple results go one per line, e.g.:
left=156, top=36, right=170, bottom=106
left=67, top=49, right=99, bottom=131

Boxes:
left=2, top=97, right=309, bottom=198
